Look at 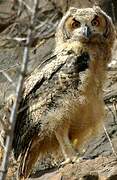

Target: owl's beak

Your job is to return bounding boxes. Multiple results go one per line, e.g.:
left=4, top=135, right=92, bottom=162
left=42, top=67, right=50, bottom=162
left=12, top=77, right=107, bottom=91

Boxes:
left=82, top=25, right=92, bottom=39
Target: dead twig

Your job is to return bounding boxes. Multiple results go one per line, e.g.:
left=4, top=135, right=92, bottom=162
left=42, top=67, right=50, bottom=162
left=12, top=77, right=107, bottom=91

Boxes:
left=0, top=130, right=5, bottom=149
left=104, top=90, right=117, bottom=104
left=1, top=71, right=16, bottom=87
left=103, top=124, right=117, bottom=158
left=0, top=1, right=39, bottom=179
left=19, top=0, right=34, bottom=14
left=0, top=64, right=20, bottom=73
left=106, top=104, right=117, bottom=125
left=0, top=116, right=10, bottom=133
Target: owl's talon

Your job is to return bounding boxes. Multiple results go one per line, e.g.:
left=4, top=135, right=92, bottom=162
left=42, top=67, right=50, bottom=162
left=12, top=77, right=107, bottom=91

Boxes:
left=75, top=157, right=83, bottom=163
left=71, top=156, right=78, bottom=163
left=61, top=157, right=71, bottom=166
left=60, top=156, right=78, bottom=167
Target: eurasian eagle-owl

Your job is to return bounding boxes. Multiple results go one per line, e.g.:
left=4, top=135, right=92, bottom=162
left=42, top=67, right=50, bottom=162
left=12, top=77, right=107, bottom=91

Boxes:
left=10, top=6, right=115, bottom=179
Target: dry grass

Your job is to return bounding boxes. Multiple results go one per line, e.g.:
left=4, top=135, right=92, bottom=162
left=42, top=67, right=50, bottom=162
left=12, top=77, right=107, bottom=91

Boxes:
left=0, top=145, right=18, bottom=179
left=0, top=146, right=3, bottom=164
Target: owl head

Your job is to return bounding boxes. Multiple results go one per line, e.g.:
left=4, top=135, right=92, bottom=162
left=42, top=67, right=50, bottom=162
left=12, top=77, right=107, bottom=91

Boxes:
left=56, top=6, right=116, bottom=46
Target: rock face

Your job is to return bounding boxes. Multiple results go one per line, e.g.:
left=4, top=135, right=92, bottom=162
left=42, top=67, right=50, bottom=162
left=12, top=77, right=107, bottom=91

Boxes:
left=0, top=1, right=117, bottom=179
left=29, top=156, right=117, bottom=180
left=50, top=0, right=116, bottom=22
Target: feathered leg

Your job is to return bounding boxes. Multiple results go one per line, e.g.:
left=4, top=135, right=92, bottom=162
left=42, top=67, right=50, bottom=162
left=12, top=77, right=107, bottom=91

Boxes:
left=55, top=128, right=77, bottom=165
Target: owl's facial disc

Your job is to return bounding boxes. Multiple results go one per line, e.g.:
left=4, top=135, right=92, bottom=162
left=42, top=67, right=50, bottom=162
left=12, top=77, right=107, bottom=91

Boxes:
left=64, top=14, right=106, bottom=43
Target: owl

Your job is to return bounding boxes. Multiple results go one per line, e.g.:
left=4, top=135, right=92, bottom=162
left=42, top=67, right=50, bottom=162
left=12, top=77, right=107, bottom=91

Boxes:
left=10, top=6, right=115, bottom=179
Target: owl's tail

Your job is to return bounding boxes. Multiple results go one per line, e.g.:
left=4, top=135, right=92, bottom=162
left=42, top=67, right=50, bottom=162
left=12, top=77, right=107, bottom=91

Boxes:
left=17, top=136, right=41, bottom=179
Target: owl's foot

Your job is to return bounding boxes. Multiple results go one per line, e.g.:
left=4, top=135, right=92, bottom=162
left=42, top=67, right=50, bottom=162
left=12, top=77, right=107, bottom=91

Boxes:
left=60, top=156, right=78, bottom=167
left=61, top=157, right=71, bottom=166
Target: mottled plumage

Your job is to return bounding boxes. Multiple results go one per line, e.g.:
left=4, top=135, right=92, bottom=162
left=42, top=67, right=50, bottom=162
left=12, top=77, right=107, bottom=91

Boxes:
left=10, top=6, right=115, bottom=179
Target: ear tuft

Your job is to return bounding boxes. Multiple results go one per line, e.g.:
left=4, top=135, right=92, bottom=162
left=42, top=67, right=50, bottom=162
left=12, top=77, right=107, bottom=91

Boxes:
left=93, top=6, right=102, bottom=13
left=69, top=7, right=77, bottom=14
left=95, top=7, right=116, bottom=45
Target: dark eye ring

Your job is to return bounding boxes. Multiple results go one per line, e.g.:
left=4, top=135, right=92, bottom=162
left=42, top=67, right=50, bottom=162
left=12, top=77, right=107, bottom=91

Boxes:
left=71, top=19, right=80, bottom=29
left=91, top=19, right=100, bottom=26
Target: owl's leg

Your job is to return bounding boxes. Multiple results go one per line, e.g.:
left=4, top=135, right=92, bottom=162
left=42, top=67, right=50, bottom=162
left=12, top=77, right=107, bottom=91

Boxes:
left=55, top=129, right=77, bottom=165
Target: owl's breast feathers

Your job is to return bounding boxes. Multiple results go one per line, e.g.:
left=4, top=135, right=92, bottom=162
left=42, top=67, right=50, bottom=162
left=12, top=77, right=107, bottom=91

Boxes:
left=12, top=51, right=90, bottom=159
left=75, top=52, right=90, bottom=72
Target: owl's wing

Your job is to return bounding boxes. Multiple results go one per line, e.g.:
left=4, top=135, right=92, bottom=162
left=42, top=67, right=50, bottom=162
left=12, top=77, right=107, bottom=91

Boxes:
left=12, top=50, right=90, bottom=161
left=12, top=52, right=70, bottom=159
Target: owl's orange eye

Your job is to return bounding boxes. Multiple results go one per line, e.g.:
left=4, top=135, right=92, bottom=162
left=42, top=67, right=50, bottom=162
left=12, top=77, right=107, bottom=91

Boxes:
left=91, top=18, right=100, bottom=26
left=71, top=19, right=80, bottom=29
